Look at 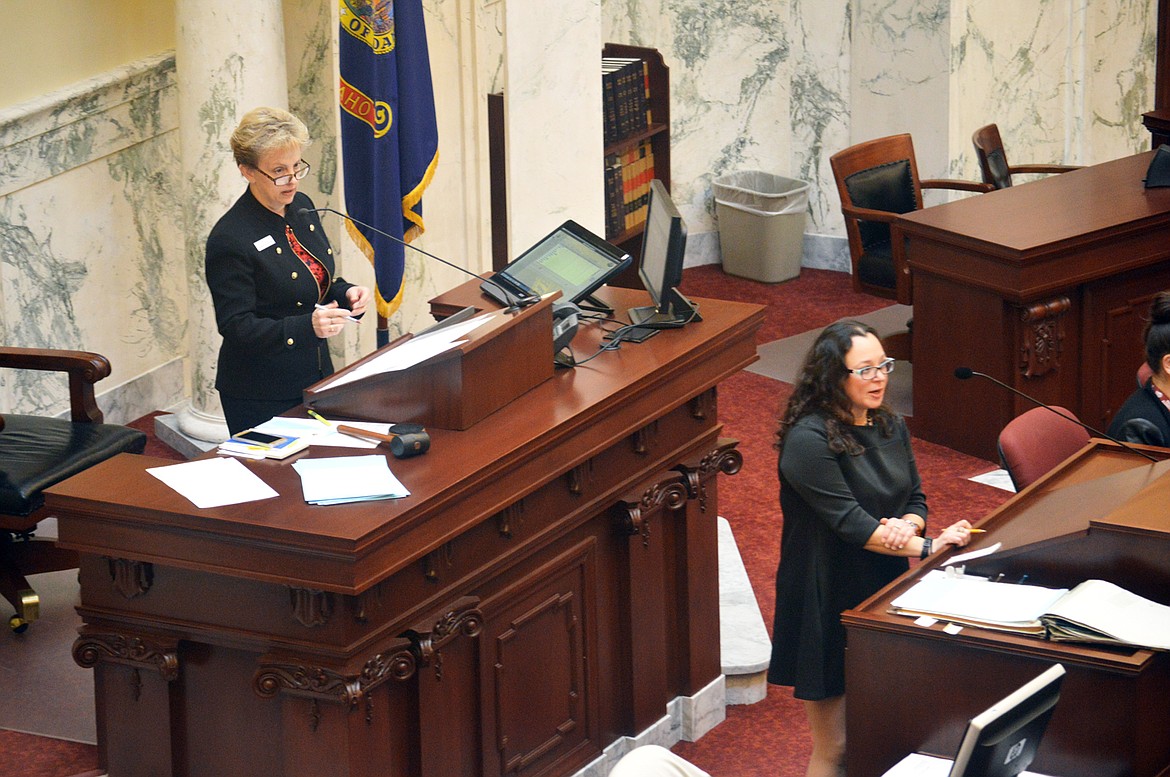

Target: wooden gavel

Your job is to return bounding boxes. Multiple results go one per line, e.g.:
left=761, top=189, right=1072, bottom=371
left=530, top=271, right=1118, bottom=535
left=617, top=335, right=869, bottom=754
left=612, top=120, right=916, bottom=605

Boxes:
left=336, top=423, right=431, bottom=458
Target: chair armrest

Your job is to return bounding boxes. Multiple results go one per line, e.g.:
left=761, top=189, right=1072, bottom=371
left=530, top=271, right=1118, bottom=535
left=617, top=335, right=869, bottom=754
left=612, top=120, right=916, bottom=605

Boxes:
left=840, top=204, right=901, bottom=223
left=1009, top=164, right=1082, bottom=175
left=921, top=178, right=995, bottom=194
left=0, top=347, right=111, bottom=423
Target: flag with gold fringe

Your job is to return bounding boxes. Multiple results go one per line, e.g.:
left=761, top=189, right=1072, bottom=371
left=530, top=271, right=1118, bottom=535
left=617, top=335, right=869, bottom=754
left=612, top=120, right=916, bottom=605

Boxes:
left=338, top=0, right=438, bottom=330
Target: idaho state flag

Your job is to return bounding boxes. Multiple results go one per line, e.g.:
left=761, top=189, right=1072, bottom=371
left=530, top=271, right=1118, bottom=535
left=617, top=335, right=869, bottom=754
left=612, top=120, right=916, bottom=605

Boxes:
left=339, top=0, right=439, bottom=322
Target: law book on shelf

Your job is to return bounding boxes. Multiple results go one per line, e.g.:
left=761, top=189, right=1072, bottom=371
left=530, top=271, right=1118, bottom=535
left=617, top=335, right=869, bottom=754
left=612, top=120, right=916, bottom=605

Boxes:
left=621, top=141, right=654, bottom=231
left=890, top=570, right=1170, bottom=650
left=601, top=59, right=624, bottom=145
left=604, top=152, right=624, bottom=238
left=602, top=56, right=645, bottom=144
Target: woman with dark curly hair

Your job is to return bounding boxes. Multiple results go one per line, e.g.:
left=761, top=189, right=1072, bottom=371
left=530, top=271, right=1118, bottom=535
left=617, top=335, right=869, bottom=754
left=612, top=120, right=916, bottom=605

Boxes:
left=767, top=320, right=973, bottom=777
left=1108, top=290, right=1170, bottom=446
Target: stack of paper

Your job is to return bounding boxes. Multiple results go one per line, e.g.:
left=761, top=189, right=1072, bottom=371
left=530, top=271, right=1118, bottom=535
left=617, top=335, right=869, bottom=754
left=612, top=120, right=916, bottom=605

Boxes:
left=291, top=455, right=410, bottom=505
left=891, top=571, right=1170, bottom=650
left=890, top=570, right=1068, bottom=635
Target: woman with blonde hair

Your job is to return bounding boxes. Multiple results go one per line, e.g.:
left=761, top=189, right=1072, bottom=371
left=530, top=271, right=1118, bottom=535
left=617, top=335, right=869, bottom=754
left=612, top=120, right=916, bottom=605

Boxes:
left=205, top=106, right=371, bottom=433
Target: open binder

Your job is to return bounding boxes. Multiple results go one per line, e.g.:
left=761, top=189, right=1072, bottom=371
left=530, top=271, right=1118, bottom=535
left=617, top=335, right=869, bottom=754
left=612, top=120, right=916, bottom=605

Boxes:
left=890, top=570, right=1170, bottom=650
left=304, top=296, right=555, bottom=430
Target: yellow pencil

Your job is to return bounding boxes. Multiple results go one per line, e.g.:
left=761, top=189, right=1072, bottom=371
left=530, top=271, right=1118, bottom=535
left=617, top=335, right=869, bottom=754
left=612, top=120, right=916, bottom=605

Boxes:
left=967, top=528, right=987, bottom=533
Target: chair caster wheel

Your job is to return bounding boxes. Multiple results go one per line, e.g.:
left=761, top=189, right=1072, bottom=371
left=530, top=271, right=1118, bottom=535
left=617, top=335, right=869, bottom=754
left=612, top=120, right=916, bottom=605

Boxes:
left=9, top=614, right=29, bottom=634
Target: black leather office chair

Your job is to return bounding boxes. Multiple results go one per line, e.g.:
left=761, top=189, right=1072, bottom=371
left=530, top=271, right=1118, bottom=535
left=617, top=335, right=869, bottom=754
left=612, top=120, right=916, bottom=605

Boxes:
left=0, top=347, right=146, bottom=632
left=972, top=123, right=1081, bottom=190
left=831, top=133, right=992, bottom=304
left=830, top=134, right=990, bottom=360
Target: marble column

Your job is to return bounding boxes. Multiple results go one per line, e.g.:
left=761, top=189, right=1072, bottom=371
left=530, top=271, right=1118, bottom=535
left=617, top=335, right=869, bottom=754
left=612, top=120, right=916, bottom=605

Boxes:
left=501, top=0, right=605, bottom=252
left=174, top=0, right=290, bottom=442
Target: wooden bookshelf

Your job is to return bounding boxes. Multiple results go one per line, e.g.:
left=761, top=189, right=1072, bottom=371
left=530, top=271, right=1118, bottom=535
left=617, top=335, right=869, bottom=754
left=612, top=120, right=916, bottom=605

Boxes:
left=602, top=43, right=671, bottom=265
left=488, top=45, right=671, bottom=289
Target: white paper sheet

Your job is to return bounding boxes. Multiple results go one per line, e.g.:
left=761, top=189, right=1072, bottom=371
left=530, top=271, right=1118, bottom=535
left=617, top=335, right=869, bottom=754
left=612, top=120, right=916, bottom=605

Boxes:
left=313, top=313, right=495, bottom=391
left=946, top=541, right=1003, bottom=566
left=882, top=752, right=1055, bottom=776
left=253, top=417, right=393, bottom=449
left=147, top=457, right=279, bottom=509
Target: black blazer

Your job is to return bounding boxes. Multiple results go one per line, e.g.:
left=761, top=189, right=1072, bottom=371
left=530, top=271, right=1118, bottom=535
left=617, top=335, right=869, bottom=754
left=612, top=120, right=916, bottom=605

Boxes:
left=206, top=189, right=356, bottom=400
left=1107, top=380, right=1170, bottom=447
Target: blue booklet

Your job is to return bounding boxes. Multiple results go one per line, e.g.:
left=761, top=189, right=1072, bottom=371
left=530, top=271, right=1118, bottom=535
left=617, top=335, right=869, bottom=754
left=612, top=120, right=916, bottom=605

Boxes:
left=219, top=429, right=310, bottom=460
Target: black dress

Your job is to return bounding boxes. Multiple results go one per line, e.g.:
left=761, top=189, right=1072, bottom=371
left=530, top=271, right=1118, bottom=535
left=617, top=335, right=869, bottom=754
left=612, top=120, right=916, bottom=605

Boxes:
left=767, top=413, right=927, bottom=700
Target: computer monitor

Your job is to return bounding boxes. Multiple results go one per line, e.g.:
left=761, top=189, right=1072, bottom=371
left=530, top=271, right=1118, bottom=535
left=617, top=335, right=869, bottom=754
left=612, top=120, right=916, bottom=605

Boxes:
left=627, top=179, right=701, bottom=328
left=480, top=220, right=631, bottom=310
left=949, top=664, right=1066, bottom=777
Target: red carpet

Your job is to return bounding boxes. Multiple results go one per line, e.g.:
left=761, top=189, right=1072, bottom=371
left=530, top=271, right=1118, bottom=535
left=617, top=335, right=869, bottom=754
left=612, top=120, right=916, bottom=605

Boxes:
left=3, top=266, right=1011, bottom=777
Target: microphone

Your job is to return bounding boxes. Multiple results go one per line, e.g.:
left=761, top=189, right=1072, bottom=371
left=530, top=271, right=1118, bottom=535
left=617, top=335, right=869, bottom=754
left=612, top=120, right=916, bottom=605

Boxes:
left=954, top=367, right=1160, bottom=463
left=300, top=207, right=540, bottom=313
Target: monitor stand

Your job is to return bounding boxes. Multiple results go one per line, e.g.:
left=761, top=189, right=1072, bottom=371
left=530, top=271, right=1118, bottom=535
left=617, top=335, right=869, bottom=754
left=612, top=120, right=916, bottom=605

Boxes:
left=629, top=288, right=702, bottom=328
left=578, top=293, right=614, bottom=316
left=627, top=305, right=685, bottom=328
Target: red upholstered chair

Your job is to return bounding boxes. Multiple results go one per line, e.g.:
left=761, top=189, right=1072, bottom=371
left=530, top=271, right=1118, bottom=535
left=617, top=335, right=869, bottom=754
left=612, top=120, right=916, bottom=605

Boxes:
left=972, top=123, right=1081, bottom=190
left=1138, top=361, right=1153, bottom=388
left=997, top=406, right=1091, bottom=492
left=0, top=347, right=147, bottom=632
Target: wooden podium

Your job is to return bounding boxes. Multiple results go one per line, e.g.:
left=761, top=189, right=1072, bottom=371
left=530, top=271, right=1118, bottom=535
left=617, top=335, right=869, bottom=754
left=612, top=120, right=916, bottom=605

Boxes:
left=304, top=295, right=555, bottom=430
left=843, top=440, right=1170, bottom=777
left=46, top=284, right=764, bottom=777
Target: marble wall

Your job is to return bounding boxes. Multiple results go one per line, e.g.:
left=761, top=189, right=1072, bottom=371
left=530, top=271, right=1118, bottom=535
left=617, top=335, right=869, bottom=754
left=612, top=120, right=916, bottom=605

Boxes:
left=601, top=0, right=1157, bottom=271
left=0, top=53, right=186, bottom=424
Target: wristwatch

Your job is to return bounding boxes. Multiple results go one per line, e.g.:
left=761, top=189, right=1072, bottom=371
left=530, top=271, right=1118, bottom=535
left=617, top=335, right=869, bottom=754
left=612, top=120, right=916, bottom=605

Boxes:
left=919, top=537, right=933, bottom=558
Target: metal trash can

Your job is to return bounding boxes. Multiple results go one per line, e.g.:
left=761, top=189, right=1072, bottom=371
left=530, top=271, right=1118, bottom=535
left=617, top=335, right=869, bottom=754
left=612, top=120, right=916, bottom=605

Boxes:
left=713, top=171, right=809, bottom=283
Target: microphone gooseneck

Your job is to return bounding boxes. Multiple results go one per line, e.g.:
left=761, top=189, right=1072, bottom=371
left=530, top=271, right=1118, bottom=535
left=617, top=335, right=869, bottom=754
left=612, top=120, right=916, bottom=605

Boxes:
left=301, top=207, right=539, bottom=313
left=954, top=367, right=1159, bottom=463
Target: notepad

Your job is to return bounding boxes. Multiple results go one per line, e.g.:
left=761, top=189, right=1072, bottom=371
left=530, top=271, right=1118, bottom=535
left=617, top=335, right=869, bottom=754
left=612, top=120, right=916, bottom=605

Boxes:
left=891, top=571, right=1170, bottom=650
left=291, top=455, right=410, bottom=505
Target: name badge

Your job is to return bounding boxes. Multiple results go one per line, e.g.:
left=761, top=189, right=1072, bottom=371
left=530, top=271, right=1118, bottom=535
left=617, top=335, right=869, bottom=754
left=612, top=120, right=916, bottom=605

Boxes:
left=253, top=235, right=276, bottom=252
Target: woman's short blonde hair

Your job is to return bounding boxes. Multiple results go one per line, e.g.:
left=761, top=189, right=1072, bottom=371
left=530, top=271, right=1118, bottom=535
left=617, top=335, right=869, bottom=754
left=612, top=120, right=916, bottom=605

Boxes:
left=230, top=107, right=312, bottom=168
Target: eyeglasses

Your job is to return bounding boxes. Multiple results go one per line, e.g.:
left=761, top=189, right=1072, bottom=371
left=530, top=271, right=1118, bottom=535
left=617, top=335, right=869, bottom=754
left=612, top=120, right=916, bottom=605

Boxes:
left=846, top=357, right=895, bottom=381
left=254, top=160, right=310, bottom=186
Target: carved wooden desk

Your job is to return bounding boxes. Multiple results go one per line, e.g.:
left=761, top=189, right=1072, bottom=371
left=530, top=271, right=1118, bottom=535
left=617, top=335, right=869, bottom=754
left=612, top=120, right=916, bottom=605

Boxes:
left=47, top=286, right=763, bottom=777
left=899, top=151, right=1170, bottom=460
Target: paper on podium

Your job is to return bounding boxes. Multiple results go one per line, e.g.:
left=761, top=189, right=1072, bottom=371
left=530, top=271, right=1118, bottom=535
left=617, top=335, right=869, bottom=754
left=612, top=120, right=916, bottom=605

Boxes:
left=254, top=417, right=393, bottom=449
left=890, top=570, right=1067, bottom=635
left=892, top=569, right=1170, bottom=648
left=313, top=313, right=494, bottom=391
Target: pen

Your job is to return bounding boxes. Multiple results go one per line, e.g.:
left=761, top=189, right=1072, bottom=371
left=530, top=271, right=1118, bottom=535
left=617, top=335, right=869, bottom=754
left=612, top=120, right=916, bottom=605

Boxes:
left=315, top=303, right=360, bottom=323
left=307, top=409, right=332, bottom=426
